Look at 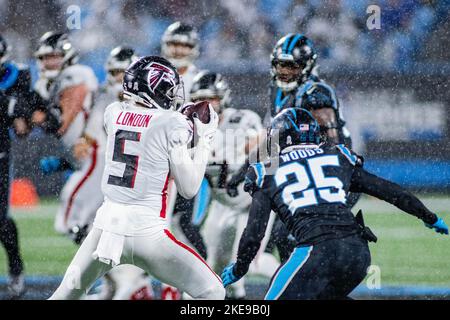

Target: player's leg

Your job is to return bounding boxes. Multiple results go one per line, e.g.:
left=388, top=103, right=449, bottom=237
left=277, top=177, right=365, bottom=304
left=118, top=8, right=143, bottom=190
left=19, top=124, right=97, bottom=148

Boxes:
left=0, top=154, right=24, bottom=297
left=317, top=235, right=371, bottom=299
left=177, top=178, right=211, bottom=260
left=268, top=217, right=296, bottom=263
left=49, top=228, right=112, bottom=300
left=124, top=229, right=225, bottom=300
left=202, top=200, right=232, bottom=271
left=264, top=245, right=332, bottom=300
left=54, top=151, right=101, bottom=240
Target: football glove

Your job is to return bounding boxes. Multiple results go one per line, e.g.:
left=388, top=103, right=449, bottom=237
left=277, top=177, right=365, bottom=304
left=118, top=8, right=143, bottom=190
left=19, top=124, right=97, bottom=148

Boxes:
left=425, top=217, right=449, bottom=235
left=40, top=156, right=61, bottom=175
left=193, top=105, right=219, bottom=146
left=221, top=263, right=242, bottom=287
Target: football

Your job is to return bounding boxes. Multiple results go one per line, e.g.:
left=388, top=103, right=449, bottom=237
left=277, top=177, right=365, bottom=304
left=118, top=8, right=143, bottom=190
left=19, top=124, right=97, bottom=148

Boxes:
left=180, top=101, right=211, bottom=124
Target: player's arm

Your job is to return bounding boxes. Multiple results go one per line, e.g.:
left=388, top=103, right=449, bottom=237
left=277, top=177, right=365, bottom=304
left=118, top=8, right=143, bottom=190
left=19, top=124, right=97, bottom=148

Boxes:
left=169, top=106, right=218, bottom=199
left=311, top=108, right=340, bottom=145
left=221, top=190, right=272, bottom=287
left=350, top=167, right=448, bottom=234
left=57, top=83, right=88, bottom=136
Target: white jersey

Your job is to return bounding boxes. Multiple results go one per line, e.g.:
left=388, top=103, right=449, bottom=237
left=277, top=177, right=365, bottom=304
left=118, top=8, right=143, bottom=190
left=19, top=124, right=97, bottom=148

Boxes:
left=34, top=77, right=52, bottom=100
left=48, top=64, right=98, bottom=147
left=207, top=108, right=262, bottom=183
left=84, top=86, right=117, bottom=153
left=180, top=64, right=198, bottom=102
left=95, top=101, right=192, bottom=235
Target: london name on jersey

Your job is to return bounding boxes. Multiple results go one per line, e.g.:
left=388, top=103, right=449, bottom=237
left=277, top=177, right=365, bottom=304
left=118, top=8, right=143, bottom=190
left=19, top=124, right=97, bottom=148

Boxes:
left=115, top=111, right=152, bottom=128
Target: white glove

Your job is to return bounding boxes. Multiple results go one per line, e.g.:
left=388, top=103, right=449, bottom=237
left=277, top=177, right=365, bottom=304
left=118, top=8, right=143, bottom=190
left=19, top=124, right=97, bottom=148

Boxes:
left=193, top=104, right=219, bottom=145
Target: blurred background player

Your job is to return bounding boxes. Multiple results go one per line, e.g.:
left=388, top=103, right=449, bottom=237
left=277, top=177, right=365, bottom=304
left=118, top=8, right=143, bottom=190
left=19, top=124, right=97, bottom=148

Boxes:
left=268, top=33, right=351, bottom=145
left=222, top=107, right=448, bottom=299
left=32, top=31, right=98, bottom=147
left=189, top=70, right=279, bottom=299
left=33, top=31, right=98, bottom=240
left=161, top=21, right=199, bottom=102
left=0, top=34, right=30, bottom=298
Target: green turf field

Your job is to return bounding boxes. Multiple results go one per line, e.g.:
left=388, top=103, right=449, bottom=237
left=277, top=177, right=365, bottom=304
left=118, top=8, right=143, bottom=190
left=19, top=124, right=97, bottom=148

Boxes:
left=0, top=196, right=449, bottom=288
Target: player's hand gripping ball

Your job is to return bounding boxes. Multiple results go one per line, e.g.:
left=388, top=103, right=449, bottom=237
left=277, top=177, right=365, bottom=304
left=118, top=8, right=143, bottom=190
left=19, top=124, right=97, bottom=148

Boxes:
left=181, top=100, right=211, bottom=124
left=181, top=101, right=218, bottom=148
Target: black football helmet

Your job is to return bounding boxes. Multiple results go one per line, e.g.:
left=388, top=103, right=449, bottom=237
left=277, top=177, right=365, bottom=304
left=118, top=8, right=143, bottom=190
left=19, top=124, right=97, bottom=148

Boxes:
left=295, top=82, right=344, bottom=145
left=106, top=46, right=138, bottom=72
left=271, top=33, right=317, bottom=92
left=0, top=34, right=11, bottom=65
left=105, top=46, right=138, bottom=91
left=34, top=32, right=78, bottom=79
left=267, top=107, right=322, bottom=156
left=190, top=70, right=231, bottom=112
left=122, top=55, right=183, bottom=110
left=161, top=21, right=199, bottom=69
left=35, top=31, right=77, bottom=64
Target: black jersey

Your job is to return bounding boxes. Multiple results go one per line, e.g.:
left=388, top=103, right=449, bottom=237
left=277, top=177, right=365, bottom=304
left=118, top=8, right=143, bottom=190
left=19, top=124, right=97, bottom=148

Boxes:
left=267, top=76, right=351, bottom=147
left=0, top=62, right=39, bottom=151
left=245, top=144, right=363, bottom=245
left=267, top=74, right=320, bottom=120
left=232, top=144, right=438, bottom=276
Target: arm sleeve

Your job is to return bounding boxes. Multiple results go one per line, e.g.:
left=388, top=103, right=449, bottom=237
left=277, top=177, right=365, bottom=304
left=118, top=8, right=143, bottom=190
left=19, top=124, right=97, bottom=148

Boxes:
left=350, top=167, right=437, bottom=224
left=168, top=117, right=208, bottom=199
left=234, top=189, right=272, bottom=277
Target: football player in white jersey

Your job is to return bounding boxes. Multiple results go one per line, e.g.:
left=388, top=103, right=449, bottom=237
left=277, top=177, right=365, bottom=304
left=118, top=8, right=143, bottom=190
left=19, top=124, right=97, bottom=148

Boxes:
left=49, top=56, right=224, bottom=300
left=33, top=32, right=98, bottom=147
left=189, top=71, right=280, bottom=299
left=161, top=21, right=200, bottom=103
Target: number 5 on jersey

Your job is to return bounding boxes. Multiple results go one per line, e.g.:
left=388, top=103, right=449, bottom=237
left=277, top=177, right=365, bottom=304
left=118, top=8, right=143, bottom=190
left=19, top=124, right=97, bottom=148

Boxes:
left=108, top=129, right=141, bottom=188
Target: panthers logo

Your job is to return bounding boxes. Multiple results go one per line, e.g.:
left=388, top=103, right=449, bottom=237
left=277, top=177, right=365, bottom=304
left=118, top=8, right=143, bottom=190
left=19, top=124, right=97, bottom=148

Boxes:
left=145, top=62, right=176, bottom=93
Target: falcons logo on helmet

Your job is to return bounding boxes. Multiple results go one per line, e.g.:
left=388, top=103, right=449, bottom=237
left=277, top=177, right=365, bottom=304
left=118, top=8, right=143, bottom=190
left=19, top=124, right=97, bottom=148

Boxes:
left=145, top=62, right=176, bottom=93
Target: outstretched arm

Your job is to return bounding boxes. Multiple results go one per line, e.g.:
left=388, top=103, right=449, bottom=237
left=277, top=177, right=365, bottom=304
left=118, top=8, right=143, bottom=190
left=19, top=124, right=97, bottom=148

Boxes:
left=350, top=167, right=447, bottom=232
left=222, top=190, right=272, bottom=286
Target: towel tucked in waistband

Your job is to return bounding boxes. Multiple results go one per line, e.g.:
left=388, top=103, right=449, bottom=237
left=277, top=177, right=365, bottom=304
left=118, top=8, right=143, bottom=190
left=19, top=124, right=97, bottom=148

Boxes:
left=92, top=230, right=125, bottom=267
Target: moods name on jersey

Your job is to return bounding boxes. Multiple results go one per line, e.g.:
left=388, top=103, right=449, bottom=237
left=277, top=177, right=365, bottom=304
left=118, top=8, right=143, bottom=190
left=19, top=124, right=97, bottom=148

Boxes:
left=280, top=148, right=324, bottom=163
left=116, top=111, right=152, bottom=128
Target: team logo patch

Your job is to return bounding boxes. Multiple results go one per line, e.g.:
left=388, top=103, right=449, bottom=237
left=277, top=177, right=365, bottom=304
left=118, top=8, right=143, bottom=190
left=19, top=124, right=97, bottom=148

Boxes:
left=145, top=62, right=176, bottom=93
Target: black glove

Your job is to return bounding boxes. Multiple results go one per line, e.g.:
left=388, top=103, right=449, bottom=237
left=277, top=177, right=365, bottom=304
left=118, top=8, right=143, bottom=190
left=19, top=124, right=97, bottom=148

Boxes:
left=69, top=225, right=90, bottom=245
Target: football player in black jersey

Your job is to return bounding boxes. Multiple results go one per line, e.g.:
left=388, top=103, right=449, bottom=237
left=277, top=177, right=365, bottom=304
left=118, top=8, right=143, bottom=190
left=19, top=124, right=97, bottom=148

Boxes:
left=221, top=107, right=448, bottom=300
left=0, top=33, right=33, bottom=299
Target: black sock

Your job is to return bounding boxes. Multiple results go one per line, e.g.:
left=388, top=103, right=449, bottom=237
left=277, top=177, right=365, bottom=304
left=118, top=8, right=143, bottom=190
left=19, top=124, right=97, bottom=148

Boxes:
left=0, top=217, right=24, bottom=276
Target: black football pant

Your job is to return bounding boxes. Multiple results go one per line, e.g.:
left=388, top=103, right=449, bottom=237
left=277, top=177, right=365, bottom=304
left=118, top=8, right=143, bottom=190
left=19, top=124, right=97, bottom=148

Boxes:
left=265, top=234, right=371, bottom=300
left=173, top=194, right=208, bottom=260
left=0, top=153, right=24, bottom=276
left=265, top=217, right=296, bottom=263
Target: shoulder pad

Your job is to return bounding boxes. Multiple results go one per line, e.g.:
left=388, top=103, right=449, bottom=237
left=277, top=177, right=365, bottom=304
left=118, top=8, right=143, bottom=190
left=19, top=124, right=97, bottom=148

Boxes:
left=243, top=162, right=266, bottom=195
left=336, top=144, right=363, bottom=167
